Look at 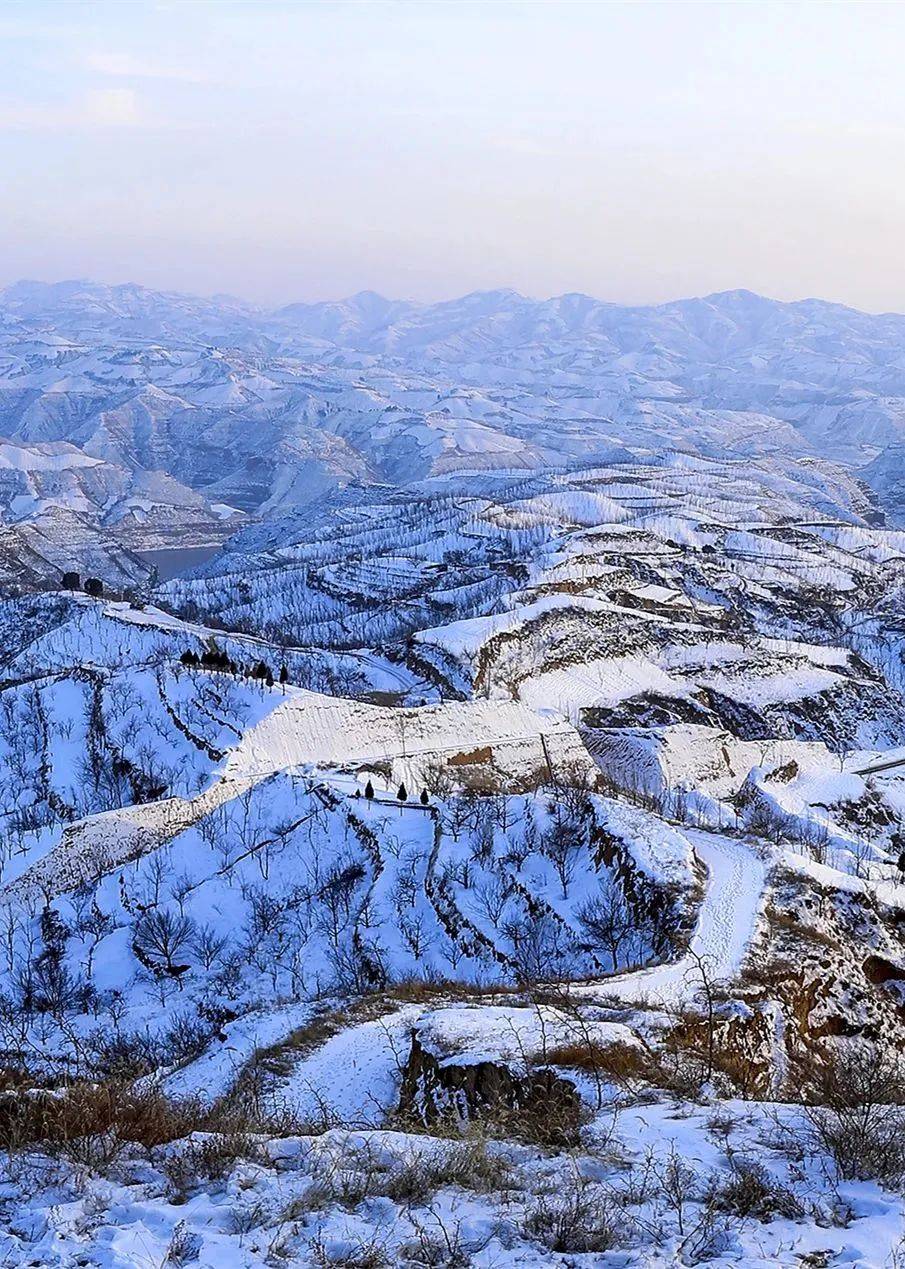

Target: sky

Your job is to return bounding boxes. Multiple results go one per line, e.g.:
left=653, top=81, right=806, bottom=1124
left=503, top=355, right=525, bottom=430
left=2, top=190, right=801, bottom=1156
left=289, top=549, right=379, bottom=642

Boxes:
left=2, top=0, right=905, bottom=311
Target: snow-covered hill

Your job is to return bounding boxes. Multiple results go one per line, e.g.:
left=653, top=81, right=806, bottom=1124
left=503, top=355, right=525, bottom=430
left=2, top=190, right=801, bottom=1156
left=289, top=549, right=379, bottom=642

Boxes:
left=1, top=543, right=905, bottom=1263
left=158, top=456, right=905, bottom=725
left=3, top=280, right=905, bottom=533
left=0, top=438, right=239, bottom=584
left=4, top=284, right=905, bottom=1266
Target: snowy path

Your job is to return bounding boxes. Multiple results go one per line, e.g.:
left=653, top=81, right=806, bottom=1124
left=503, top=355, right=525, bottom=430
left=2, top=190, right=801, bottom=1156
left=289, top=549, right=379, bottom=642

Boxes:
left=0, top=773, right=255, bottom=906
left=160, top=1002, right=315, bottom=1105
left=596, top=829, right=767, bottom=1008
left=273, top=1007, right=421, bottom=1128
left=855, top=746, right=905, bottom=777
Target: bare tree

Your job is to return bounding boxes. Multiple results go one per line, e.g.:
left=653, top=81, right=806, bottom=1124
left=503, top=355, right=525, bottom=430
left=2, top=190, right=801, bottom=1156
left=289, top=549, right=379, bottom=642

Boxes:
left=578, top=875, right=640, bottom=972
left=542, top=816, right=582, bottom=898
left=133, top=909, right=196, bottom=978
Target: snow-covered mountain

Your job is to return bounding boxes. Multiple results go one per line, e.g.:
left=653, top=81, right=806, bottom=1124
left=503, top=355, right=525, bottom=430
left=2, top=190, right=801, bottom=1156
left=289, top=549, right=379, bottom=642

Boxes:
left=2, top=280, right=905, bottom=538
left=4, top=282, right=905, bottom=1267
left=0, top=436, right=240, bottom=588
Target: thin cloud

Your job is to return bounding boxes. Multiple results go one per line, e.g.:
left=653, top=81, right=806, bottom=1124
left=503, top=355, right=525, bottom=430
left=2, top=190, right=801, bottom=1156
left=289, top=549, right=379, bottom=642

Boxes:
left=85, top=88, right=140, bottom=125
left=84, top=50, right=210, bottom=84
left=0, top=88, right=142, bottom=132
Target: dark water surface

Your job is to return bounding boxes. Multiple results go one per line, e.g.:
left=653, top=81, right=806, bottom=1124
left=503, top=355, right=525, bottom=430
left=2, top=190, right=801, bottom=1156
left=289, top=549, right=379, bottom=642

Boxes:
left=137, top=544, right=223, bottom=581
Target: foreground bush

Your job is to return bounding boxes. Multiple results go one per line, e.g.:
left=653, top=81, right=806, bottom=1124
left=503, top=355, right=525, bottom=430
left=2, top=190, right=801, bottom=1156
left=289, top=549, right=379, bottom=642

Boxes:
left=802, top=1042, right=905, bottom=1185
left=0, top=1078, right=288, bottom=1170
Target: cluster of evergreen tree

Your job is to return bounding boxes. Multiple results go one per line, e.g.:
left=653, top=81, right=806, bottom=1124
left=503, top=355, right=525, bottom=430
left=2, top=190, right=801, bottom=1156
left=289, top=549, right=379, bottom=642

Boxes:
left=179, top=645, right=290, bottom=690
left=62, top=571, right=104, bottom=598
left=181, top=647, right=235, bottom=673
left=363, top=779, right=430, bottom=806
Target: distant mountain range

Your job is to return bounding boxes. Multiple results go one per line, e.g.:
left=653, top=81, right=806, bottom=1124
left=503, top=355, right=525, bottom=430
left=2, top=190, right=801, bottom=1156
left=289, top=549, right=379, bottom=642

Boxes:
left=0, top=279, right=903, bottom=586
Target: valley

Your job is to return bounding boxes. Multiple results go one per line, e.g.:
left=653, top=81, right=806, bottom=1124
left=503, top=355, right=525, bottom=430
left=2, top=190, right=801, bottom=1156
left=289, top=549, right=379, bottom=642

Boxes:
left=137, top=543, right=227, bottom=583
left=0, top=282, right=903, bottom=1266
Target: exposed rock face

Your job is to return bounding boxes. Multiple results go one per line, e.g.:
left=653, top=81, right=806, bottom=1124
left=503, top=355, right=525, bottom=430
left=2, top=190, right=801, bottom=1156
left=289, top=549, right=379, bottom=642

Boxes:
left=397, top=1032, right=582, bottom=1146
left=591, top=819, right=699, bottom=964
left=739, top=870, right=905, bottom=1080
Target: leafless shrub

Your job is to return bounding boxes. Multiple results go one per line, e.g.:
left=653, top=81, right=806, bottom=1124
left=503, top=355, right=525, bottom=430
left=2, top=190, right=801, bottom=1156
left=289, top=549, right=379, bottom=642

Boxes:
left=84, top=1010, right=215, bottom=1080
left=801, top=1041, right=905, bottom=1185
left=653, top=1146, right=737, bottom=1264
left=655, top=1143, right=701, bottom=1237
left=0, top=1077, right=291, bottom=1175
left=400, top=1210, right=496, bottom=1267
left=227, top=1199, right=270, bottom=1235
left=163, top=1220, right=202, bottom=1265
left=0, top=1081, right=202, bottom=1168
left=545, top=1038, right=652, bottom=1086
left=384, top=1135, right=512, bottom=1204
left=308, top=1230, right=391, bottom=1268
left=710, top=1157, right=803, bottom=1221
left=421, top=761, right=455, bottom=798
left=160, top=1131, right=261, bottom=1199
left=524, top=1170, right=623, bottom=1253
left=304, top=1135, right=392, bottom=1208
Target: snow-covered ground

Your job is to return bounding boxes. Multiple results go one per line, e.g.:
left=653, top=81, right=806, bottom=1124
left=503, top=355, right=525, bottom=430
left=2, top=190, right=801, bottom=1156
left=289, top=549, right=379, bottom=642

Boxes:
left=6, top=1098, right=905, bottom=1268
left=0, top=299, right=905, bottom=1264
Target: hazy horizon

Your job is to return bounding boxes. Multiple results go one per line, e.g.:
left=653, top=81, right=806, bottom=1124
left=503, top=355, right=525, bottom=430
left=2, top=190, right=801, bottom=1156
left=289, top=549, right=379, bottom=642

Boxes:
left=4, top=1, right=905, bottom=311
left=8, top=274, right=905, bottom=319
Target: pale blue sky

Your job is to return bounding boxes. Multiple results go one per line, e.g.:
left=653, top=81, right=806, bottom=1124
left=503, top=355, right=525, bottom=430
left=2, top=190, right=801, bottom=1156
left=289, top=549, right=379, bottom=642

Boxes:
left=2, top=1, right=904, bottom=309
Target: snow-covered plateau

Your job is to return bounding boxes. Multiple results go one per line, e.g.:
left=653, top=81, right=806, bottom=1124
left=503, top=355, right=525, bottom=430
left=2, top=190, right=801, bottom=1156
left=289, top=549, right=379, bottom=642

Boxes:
left=0, top=281, right=905, bottom=1266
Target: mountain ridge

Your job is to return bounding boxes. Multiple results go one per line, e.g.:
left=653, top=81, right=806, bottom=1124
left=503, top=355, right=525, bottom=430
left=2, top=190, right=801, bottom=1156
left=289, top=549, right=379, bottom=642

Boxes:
left=7, top=276, right=905, bottom=320
left=1, top=277, right=904, bottom=579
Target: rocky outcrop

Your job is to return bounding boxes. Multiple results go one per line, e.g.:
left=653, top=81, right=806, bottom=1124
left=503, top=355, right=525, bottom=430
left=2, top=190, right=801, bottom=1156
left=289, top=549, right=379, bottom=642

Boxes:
left=397, top=1032, right=582, bottom=1146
